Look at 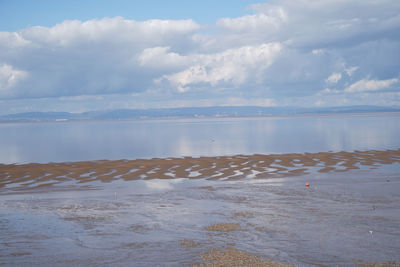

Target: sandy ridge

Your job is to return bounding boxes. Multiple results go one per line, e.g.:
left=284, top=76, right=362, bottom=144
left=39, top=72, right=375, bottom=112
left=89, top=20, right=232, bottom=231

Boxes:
left=1, top=149, right=400, bottom=190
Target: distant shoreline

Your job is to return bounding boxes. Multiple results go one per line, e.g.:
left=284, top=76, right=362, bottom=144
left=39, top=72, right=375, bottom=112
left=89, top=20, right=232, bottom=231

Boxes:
left=1, top=110, right=399, bottom=124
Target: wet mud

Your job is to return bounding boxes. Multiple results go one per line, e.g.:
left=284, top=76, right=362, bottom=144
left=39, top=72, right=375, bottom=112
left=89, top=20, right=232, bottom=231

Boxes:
left=195, top=247, right=294, bottom=267
left=1, top=149, right=400, bottom=191
left=1, top=150, right=400, bottom=266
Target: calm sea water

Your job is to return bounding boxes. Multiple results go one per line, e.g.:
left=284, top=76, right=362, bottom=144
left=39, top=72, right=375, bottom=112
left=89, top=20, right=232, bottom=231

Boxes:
left=1, top=113, right=399, bottom=164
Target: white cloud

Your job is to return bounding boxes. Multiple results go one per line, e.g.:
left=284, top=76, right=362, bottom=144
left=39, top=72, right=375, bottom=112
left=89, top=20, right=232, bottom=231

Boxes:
left=0, top=64, right=28, bottom=92
left=246, top=0, right=400, bottom=49
left=217, top=7, right=287, bottom=33
left=138, top=46, right=189, bottom=69
left=0, top=17, right=201, bottom=99
left=326, top=72, right=342, bottom=84
left=345, top=66, right=359, bottom=76
left=319, top=88, right=341, bottom=95
left=0, top=32, right=31, bottom=48
left=1, top=0, right=400, bottom=111
left=312, top=49, right=324, bottom=55
left=345, top=78, right=398, bottom=93
left=159, top=43, right=282, bottom=92
left=19, top=17, right=201, bottom=47
left=314, top=100, right=325, bottom=106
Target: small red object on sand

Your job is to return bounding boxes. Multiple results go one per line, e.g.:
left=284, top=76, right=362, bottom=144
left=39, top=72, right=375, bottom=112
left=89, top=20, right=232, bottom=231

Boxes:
left=305, top=183, right=310, bottom=187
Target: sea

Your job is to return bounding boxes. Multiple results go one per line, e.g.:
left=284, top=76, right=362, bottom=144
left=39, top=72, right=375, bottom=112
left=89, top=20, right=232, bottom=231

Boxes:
left=1, top=113, right=399, bottom=164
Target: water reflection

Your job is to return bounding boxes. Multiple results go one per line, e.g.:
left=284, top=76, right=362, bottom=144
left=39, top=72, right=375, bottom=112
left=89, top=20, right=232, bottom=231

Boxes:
left=143, top=179, right=185, bottom=191
left=0, top=113, right=399, bottom=164
left=2, top=167, right=400, bottom=266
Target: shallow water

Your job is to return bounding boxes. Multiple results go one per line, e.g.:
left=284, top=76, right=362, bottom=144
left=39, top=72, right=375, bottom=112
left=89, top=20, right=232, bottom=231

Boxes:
left=1, top=163, right=400, bottom=266
left=1, top=113, right=399, bottom=164
left=1, top=114, right=400, bottom=266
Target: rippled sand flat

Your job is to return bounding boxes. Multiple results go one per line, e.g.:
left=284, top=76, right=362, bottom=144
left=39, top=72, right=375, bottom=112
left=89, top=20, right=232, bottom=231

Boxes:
left=1, top=149, right=399, bottom=190
left=1, top=150, right=400, bottom=266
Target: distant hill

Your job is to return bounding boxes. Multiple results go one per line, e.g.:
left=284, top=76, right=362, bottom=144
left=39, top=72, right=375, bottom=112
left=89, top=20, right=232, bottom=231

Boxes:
left=1, top=105, right=399, bottom=122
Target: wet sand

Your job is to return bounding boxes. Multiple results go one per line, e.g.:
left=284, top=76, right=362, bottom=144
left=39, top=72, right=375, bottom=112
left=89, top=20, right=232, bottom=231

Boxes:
left=1, top=149, right=400, bottom=191
left=195, top=248, right=294, bottom=267
left=1, top=150, right=400, bottom=266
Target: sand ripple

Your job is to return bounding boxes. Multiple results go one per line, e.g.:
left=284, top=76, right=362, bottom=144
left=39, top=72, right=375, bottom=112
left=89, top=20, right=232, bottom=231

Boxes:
left=1, top=149, right=400, bottom=190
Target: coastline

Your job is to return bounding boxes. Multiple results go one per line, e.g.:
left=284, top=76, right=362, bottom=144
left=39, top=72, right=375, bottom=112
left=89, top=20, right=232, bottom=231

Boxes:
left=1, top=111, right=400, bottom=125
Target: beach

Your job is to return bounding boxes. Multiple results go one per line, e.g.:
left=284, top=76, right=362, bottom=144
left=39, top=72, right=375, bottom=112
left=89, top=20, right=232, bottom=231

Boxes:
left=2, top=149, right=400, bottom=188
left=1, top=150, right=400, bottom=266
left=2, top=0, right=400, bottom=264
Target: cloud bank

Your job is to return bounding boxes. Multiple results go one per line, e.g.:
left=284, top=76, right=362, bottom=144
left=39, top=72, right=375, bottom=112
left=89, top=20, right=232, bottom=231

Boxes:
left=1, top=0, right=400, bottom=114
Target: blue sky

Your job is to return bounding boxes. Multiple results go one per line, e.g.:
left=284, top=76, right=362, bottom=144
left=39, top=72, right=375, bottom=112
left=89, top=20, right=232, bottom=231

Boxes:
left=0, top=0, right=259, bottom=31
left=0, top=0, right=400, bottom=115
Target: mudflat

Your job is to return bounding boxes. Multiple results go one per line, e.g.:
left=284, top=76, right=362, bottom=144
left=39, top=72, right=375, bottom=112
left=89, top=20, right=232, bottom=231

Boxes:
left=1, top=149, right=399, bottom=190
left=1, top=149, right=400, bottom=266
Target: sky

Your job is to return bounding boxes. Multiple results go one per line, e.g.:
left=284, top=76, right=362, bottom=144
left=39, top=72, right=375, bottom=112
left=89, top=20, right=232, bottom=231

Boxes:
left=0, top=0, right=400, bottom=115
